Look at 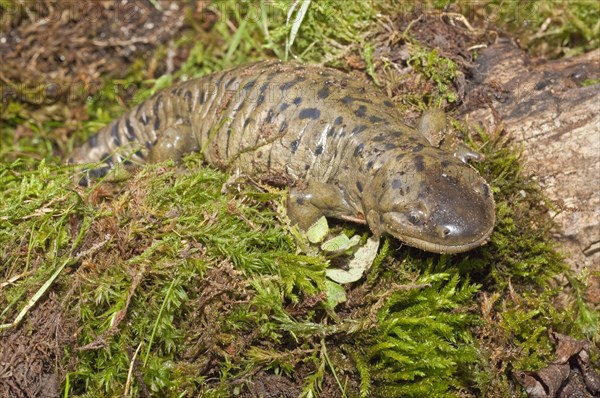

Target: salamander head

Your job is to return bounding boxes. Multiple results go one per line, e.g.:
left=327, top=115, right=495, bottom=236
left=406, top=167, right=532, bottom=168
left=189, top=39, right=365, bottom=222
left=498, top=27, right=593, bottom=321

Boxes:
left=364, top=148, right=495, bottom=254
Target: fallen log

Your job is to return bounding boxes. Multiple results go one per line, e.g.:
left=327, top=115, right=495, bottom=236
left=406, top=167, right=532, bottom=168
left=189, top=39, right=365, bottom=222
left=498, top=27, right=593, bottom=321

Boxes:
left=462, top=39, right=599, bottom=301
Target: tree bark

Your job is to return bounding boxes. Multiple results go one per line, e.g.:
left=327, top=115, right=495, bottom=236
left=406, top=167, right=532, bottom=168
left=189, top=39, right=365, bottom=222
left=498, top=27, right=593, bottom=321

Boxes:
left=461, top=38, right=599, bottom=292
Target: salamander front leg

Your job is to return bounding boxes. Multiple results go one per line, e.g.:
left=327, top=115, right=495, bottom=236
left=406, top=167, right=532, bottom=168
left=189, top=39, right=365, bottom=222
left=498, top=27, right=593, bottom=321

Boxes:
left=149, top=121, right=199, bottom=163
left=287, top=181, right=363, bottom=230
left=417, top=108, right=484, bottom=164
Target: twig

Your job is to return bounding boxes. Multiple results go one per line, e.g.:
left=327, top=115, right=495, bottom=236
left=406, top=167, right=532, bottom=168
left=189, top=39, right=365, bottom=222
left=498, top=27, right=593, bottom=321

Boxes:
left=124, top=342, right=144, bottom=397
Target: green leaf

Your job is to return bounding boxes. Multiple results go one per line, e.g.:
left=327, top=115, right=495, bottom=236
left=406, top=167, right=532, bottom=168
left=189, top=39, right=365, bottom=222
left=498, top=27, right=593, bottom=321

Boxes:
left=321, top=234, right=360, bottom=252
left=325, top=280, right=346, bottom=309
left=306, top=216, right=328, bottom=243
left=326, top=236, right=379, bottom=284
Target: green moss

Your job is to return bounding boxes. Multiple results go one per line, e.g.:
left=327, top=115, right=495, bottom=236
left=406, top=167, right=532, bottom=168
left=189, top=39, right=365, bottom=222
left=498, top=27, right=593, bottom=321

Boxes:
left=408, top=46, right=459, bottom=104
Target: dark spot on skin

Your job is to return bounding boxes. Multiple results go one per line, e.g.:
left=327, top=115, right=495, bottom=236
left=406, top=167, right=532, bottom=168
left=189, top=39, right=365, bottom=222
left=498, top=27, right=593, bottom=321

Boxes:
left=78, top=175, right=89, bottom=187
left=296, top=197, right=305, bottom=205
left=257, top=94, right=265, bottom=106
left=318, top=86, right=330, bottom=99
left=279, top=79, right=298, bottom=92
left=89, top=166, right=110, bottom=179
left=135, top=103, right=144, bottom=117
left=153, top=94, right=162, bottom=115
left=293, top=96, right=303, bottom=105
left=351, top=125, right=367, bottom=135
left=226, top=77, right=237, bottom=88
left=341, top=95, right=354, bottom=104
left=392, top=131, right=403, bottom=138
left=335, top=116, right=343, bottom=125
left=146, top=140, right=155, bottom=149
left=101, top=153, right=113, bottom=167
left=392, top=179, right=401, bottom=189
left=383, top=100, right=394, bottom=108
left=153, top=114, right=161, bottom=131
left=396, top=154, right=405, bottom=161
left=385, top=143, right=396, bottom=150
left=412, top=144, right=424, bottom=153
left=280, top=102, right=290, bottom=112
left=305, top=164, right=310, bottom=170
left=299, top=107, right=321, bottom=120
left=414, top=155, right=425, bottom=172
left=356, top=181, right=363, bottom=192
left=124, top=118, right=136, bottom=141
left=139, top=114, right=150, bottom=125
left=369, top=115, right=384, bottom=123
left=111, top=122, right=121, bottom=146
left=260, top=82, right=270, bottom=95
left=134, top=150, right=145, bottom=160
left=355, top=105, right=367, bottom=118
left=441, top=159, right=451, bottom=168
left=199, top=90, right=205, bottom=105
left=279, top=76, right=306, bottom=91
left=353, top=143, right=364, bottom=157
left=265, top=109, right=275, bottom=124
left=341, top=95, right=373, bottom=105
left=184, top=90, right=193, bottom=112
left=244, top=118, right=252, bottom=127
left=279, top=121, right=288, bottom=133
left=315, top=144, right=323, bottom=155
left=89, top=133, right=98, bottom=148
left=326, top=126, right=335, bottom=137
left=372, top=135, right=385, bottom=142
left=243, top=80, right=256, bottom=90
left=152, top=94, right=162, bottom=130
left=291, top=139, right=300, bottom=154
left=366, top=160, right=374, bottom=170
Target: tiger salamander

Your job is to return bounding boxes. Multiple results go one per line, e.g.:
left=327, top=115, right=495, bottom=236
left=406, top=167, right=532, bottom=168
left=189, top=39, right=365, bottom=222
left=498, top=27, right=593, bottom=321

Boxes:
left=69, top=60, right=495, bottom=254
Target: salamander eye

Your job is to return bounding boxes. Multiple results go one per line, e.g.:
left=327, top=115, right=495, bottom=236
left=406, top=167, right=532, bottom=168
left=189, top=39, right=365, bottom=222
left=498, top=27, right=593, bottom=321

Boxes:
left=407, top=208, right=425, bottom=225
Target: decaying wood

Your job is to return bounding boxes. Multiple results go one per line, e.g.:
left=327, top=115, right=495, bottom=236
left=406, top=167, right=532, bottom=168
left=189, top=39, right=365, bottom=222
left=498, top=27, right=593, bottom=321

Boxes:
left=462, top=38, right=599, bottom=290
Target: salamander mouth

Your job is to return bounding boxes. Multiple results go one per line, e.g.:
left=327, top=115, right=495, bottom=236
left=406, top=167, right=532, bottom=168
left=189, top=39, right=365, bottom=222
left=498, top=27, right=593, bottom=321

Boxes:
left=382, top=214, right=495, bottom=254
left=393, top=230, right=493, bottom=254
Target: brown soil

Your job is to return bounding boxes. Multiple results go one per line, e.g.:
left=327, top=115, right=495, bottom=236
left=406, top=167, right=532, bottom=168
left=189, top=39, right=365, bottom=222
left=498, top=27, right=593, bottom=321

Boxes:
left=0, top=294, right=78, bottom=398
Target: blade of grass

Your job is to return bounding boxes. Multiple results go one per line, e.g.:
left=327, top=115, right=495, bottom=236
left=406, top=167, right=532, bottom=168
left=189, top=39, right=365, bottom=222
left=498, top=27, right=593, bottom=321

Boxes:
left=143, top=276, right=180, bottom=367
left=225, top=17, right=249, bottom=64
left=285, top=0, right=311, bottom=60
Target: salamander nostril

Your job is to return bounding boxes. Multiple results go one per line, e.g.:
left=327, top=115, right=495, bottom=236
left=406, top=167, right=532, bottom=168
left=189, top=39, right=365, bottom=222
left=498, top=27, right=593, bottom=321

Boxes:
left=437, top=225, right=453, bottom=238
